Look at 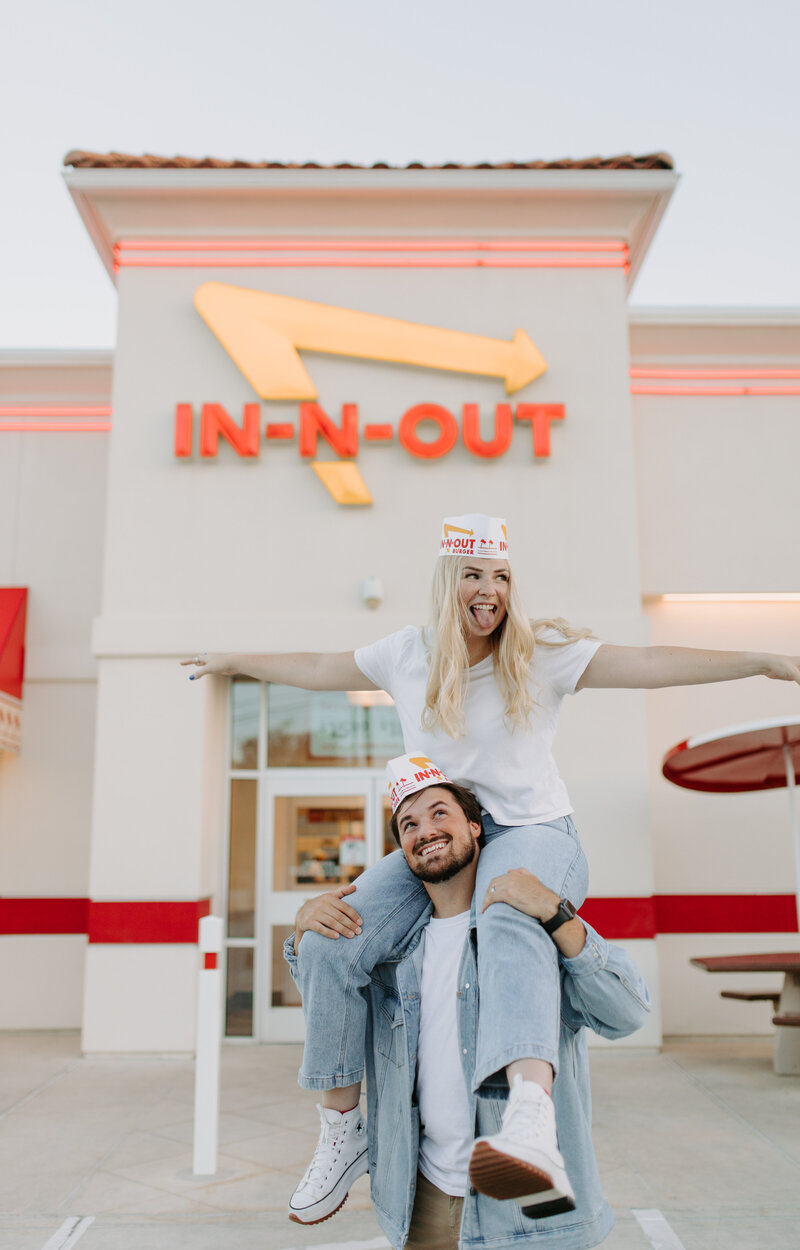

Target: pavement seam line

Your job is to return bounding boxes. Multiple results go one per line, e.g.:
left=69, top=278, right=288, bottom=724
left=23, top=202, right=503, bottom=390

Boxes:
left=0, top=1063, right=77, bottom=1123
left=633, top=1208, right=687, bottom=1250
left=663, top=1053, right=800, bottom=1172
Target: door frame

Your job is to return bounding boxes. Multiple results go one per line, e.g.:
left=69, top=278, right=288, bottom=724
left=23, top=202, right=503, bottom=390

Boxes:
left=256, top=767, right=388, bottom=1042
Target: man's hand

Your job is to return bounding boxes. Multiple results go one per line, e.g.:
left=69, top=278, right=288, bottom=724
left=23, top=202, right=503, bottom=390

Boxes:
left=482, top=867, right=586, bottom=957
left=481, top=867, right=559, bottom=921
left=293, top=884, right=363, bottom=952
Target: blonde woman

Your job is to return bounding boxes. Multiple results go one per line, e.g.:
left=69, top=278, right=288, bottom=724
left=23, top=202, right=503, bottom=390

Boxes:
left=185, top=514, right=800, bottom=1227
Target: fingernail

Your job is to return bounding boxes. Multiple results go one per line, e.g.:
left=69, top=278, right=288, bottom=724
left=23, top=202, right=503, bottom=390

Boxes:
left=355, top=927, right=362, bottom=934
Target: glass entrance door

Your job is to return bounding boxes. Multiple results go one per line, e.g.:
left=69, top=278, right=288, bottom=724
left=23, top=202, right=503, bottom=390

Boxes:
left=258, top=771, right=392, bottom=1042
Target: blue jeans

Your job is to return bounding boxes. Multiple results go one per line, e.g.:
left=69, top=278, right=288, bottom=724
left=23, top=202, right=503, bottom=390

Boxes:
left=294, top=813, right=588, bottom=1091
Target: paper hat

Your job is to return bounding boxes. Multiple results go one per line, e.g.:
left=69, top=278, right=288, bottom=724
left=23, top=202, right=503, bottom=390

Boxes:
left=439, top=514, right=508, bottom=560
left=386, top=753, right=452, bottom=814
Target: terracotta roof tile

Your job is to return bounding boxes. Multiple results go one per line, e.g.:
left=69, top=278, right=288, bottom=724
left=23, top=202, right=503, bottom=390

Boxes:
left=63, top=150, right=674, bottom=172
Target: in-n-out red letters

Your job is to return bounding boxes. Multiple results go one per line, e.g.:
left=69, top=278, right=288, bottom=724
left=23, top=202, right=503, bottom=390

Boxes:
left=174, top=401, right=565, bottom=461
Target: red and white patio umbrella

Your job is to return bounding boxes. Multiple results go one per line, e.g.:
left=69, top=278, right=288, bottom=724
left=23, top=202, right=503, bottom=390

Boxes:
left=662, top=715, right=800, bottom=931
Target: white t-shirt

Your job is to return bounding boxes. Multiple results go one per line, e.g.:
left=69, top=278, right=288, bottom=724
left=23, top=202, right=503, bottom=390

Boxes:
left=354, top=626, right=601, bottom=825
left=416, top=910, right=472, bottom=1197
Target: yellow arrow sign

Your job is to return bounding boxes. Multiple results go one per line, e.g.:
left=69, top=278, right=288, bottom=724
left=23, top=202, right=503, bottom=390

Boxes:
left=194, top=283, right=547, bottom=400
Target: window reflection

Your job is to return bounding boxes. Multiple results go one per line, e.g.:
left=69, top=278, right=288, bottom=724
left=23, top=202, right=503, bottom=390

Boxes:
left=273, top=796, right=367, bottom=890
left=267, top=686, right=403, bottom=767
left=272, top=926, right=301, bottom=1007
left=228, top=779, right=257, bottom=937
left=382, top=795, right=397, bottom=859
left=225, top=947, right=254, bottom=1036
left=231, top=678, right=259, bottom=769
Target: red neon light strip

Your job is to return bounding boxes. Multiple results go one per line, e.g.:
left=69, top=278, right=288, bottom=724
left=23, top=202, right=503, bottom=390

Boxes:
left=0, top=421, right=112, bottom=432
left=631, top=385, right=800, bottom=397
left=265, top=424, right=295, bottom=439
left=117, top=237, right=627, bottom=254
left=631, top=368, right=800, bottom=381
left=0, top=406, right=112, bottom=417
left=116, top=255, right=628, bottom=270
left=364, top=424, right=395, bottom=440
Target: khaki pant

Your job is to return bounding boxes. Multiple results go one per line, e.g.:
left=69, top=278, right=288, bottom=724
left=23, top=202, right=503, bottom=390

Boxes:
left=403, top=1170, right=464, bottom=1250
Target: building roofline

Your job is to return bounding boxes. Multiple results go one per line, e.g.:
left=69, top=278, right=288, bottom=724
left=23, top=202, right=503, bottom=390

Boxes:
left=63, top=150, right=674, bottom=172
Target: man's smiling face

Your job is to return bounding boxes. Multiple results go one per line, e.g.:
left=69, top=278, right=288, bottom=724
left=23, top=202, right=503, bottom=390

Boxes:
left=396, top=786, right=481, bottom=884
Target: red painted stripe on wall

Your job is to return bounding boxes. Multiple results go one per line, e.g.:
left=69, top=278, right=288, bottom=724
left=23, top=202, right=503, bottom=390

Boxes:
left=87, top=899, right=211, bottom=943
left=0, top=898, right=89, bottom=935
left=581, top=897, right=657, bottom=940
left=654, top=894, right=798, bottom=934
left=2, top=895, right=796, bottom=940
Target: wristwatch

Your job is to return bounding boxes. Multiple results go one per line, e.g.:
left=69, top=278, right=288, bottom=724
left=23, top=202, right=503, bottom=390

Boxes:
left=542, top=897, right=577, bottom=936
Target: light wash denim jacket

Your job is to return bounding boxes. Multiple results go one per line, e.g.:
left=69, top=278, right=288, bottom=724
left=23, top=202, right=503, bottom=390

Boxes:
left=287, top=904, right=650, bottom=1250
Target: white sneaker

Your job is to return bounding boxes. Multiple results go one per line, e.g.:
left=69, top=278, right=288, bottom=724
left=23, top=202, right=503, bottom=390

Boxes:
left=469, top=1075, right=575, bottom=1219
left=288, top=1103, right=369, bottom=1225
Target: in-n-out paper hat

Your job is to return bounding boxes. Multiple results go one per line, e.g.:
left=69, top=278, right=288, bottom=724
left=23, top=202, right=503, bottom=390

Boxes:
left=386, top=753, right=452, bottom=814
left=439, top=514, right=508, bottom=559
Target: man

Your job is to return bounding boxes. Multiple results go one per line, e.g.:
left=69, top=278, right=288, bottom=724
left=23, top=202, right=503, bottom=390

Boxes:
left=286, top=756, right=650, bottom=1249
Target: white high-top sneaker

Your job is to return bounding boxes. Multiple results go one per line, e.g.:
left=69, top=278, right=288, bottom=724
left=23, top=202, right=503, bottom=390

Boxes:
left=288, top=1103, right=369, bottom=1225
left=469, top=1074, right=575, bottom=1219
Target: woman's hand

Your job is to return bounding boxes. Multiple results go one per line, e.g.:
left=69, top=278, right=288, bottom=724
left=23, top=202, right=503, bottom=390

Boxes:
left=294, top=884, right=363, bottom=946
left=180, top=653, right=239, bottom=680
left=180, top=650, right=373, bottom=689
left=579, top=644, right=800, bottom=691
left=481, top=867, right=559, bottom=921
left=761, top=654, right=800, bottom=685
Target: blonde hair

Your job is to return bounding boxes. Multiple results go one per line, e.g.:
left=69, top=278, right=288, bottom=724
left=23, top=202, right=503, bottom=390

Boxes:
left=422, top=556, right=592, bottom=738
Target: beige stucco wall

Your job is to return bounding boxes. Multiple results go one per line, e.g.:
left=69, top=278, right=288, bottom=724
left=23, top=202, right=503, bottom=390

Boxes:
left=3, top=171, right=799, bottom=1046
left=0, top=357, right=109, bottom=1029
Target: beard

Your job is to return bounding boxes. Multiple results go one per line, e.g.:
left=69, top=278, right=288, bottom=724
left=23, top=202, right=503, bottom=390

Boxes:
left=410, top=834, right=478, bottom=884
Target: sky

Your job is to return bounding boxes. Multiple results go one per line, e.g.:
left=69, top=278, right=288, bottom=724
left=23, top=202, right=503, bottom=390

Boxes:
left=2, top=0, right=798, bottom=349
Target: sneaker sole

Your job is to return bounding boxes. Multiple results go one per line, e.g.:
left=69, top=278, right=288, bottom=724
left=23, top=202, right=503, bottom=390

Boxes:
left=289, top=1190, right=349, bottom=1226
left=469, top=1141, right=574, bottom=1216
left=288, top=1150, right=369, bottom=1226
left=522, top=1194, right=576, bottom=1219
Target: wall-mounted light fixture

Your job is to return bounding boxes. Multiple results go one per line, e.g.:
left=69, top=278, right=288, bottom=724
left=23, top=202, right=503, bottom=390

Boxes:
left=658, top=593, right=800, bottom=603
left=362, top=576, right=383, bottom=610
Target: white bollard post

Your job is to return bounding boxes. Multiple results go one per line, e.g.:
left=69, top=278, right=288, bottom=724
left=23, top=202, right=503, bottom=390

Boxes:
left=193, top=914, right=224, bottom=1176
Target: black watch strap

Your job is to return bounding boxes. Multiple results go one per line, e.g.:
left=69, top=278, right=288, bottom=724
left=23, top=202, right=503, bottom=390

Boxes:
left=542, top=898, right=577, bottom=935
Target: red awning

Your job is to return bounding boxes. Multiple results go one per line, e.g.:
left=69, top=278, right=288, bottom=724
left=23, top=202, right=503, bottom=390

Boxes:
left=0, top=588, right=27, bottom=752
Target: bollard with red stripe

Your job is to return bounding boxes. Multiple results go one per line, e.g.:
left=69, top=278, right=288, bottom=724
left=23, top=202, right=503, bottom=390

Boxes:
left=193, top=914, right=224, bottom=1175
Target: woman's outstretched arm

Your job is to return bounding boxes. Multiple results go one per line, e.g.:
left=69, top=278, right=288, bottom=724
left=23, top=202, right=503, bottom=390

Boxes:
left=181, top=651, right=377, bottom=690
left=577, top=644, right=800, bottom=691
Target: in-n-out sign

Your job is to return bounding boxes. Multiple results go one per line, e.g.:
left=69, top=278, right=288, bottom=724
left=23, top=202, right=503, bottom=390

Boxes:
left=174, top=401, right=565, bottom=460
left=182, top=283, right=565, bottom=504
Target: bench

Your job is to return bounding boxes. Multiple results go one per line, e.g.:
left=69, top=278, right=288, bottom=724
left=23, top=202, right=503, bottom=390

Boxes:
left=690, top=952, right=800, bottom=1075
left=720, top=989, right=780, bottom=1010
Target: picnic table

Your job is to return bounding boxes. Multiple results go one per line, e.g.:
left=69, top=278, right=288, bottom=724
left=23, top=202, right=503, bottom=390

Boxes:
left=690, top=952, right=800, bottom=1074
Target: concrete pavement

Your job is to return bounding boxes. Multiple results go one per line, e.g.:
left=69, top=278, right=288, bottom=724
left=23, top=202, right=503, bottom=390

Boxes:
left=1, top=1033, right=799, bottom=1250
